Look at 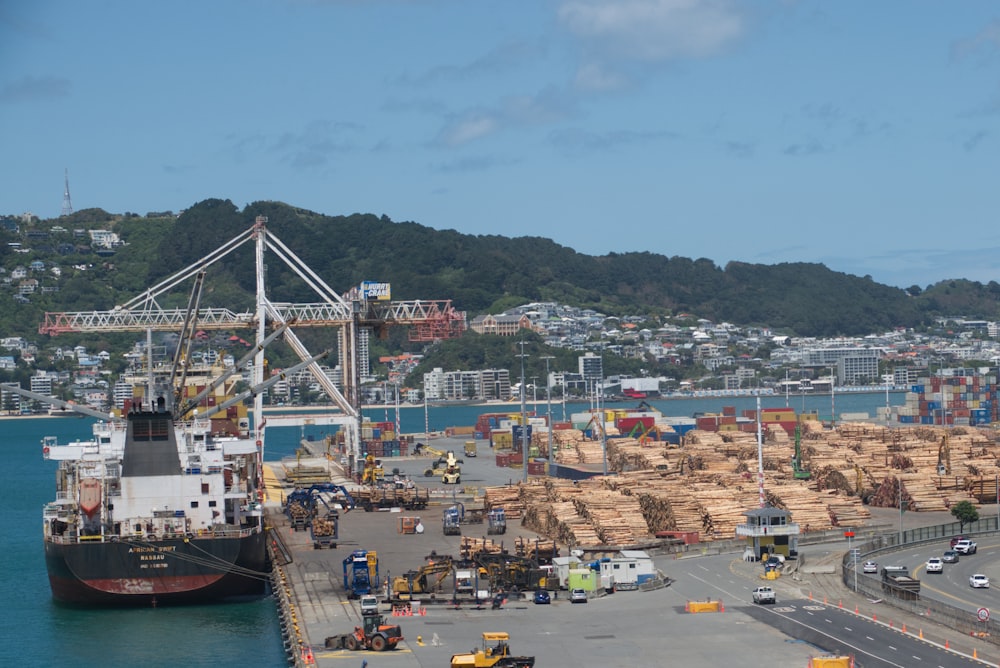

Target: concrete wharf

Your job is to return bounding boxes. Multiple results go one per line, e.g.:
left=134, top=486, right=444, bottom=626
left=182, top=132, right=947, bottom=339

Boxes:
left=262, top=436, right=976, bottom=667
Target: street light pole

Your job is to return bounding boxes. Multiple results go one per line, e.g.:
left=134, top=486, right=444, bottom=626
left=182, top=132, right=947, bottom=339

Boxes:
left=541, top=355, right=555, bottom=470
left=830, top=365, right=836, bottom=427
left=517, top=340, right=529, bottom=483
left=898, top=484, right=903, bottom=545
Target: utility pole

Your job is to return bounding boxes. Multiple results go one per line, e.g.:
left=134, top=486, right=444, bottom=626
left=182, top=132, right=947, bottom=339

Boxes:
left=898, top=484, right=903, bottom=545
left=756, top=394, right=765, bottom=508
left=830, top=365, right=836, bottom=427
left=517, top=340, right=529, bottom=483
left=541, top=355, right=554, bottom=470
left=423, top=382, right=429, bottom=440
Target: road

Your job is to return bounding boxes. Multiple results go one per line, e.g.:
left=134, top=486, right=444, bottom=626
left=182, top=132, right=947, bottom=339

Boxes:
left=667, top=553, right=993, bottom=668
left=856, top=537, right=1000, bottom=615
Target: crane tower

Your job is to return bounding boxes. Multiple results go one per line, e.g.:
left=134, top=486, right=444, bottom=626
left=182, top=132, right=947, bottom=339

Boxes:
left=40, top=215, right=465, bottom=469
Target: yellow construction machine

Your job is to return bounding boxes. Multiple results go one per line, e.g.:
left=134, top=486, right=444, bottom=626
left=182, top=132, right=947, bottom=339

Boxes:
left=390, top=556, right=454, bottom=601
left=361, top=452, right=385, bottom=485
left=450, top=632, right=535, bottom=668
left=937, top=434, right=951, bottom=475
left=424, top=450, right=463, bottom=484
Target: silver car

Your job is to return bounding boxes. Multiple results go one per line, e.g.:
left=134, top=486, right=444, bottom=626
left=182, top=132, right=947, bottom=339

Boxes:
left=570, top=588, right=588, bottom=603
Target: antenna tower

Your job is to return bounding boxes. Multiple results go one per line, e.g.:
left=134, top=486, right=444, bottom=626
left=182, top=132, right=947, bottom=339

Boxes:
left=61, top=169, right=73, bottom=217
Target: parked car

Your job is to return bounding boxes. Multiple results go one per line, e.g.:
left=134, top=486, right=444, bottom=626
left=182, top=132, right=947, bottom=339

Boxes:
left=569, top=588, right=588, bottom=604
left=533, top=590, right=551, bottom=605
left=862, top=561, right=878, bottom=574
left=942, top=550, right=960, bottom=564
left=925, top=558, right=943, bottom=573
left=360, top=594, right=380, bottom=615
left=970, top=574, right=990, bottom=589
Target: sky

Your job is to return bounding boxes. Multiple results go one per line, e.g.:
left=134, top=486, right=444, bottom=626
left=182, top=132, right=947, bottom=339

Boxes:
left=1, top=1, right=998, bottom=290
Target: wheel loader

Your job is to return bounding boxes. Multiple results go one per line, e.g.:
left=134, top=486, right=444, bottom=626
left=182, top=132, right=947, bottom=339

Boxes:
left=324, top=612, right=403, bottom=652
left=450, top=631, right=534, bottom=668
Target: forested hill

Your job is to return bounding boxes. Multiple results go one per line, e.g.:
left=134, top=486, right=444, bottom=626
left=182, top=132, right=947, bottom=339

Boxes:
left=5, top=198, right=1000, bottom=339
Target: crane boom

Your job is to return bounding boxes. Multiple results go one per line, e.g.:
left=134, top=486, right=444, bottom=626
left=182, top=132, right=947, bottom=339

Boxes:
left=35, top=216, right=466, bottom=470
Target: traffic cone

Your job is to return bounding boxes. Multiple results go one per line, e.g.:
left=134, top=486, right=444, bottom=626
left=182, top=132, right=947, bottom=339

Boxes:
left=919, top=629, right=923, bottom=639
left=685, top=601, right=690, bottom=612
left=945, top=639, right=949, bottom=649
left=839, top=600, right=843, bottom=609
left=809, top=591, right=813, bottom=600
left=854, top=604, right=859, bottom=614
left=872, top=612, right=877, bottom=622
left=720, top=600, right=725, bottom=612
left=889, top=621, right=893, bottom=629
left=824, top=595, right=828, bottom=605
left=974, top=648, right=978, bottom=659
left=901, top=624, right=906, bottom=633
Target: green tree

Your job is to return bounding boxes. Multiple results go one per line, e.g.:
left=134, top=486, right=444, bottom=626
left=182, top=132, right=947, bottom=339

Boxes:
left=950, top=500, right=980, bottom=533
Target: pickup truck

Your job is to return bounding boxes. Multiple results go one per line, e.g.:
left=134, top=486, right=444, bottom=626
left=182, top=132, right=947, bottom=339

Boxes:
left=954, top=539, right=978, bottom=555
left=752, top=586, right=776, bottom=604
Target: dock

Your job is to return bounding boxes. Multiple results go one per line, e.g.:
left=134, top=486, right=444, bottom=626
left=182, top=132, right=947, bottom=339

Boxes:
left=261, top=436, right=840, bottom=667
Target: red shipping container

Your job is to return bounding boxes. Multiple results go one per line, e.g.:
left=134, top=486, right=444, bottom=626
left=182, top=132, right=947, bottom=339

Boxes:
left=495, top=454, right=510, bottom=468
left=654, top=530, right=700, bottom=544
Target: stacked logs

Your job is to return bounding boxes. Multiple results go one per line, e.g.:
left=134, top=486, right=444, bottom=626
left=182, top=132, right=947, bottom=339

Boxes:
left=310, top=516, right=336, bottom=537
left=483, top=423, right=1000, bottom=549
left=460, top=537, right=505, bottom=561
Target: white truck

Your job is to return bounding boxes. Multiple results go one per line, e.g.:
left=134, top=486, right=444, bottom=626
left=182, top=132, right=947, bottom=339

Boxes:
left=752, top=586, right=776, bottom=604
left=954, top=539, right=978, bottom=555
left=454, top=569, right=475, bottom=594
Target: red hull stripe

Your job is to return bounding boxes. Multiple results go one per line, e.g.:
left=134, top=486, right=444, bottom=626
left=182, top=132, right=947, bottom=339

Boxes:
left=67, top=574, right=225, bottom=595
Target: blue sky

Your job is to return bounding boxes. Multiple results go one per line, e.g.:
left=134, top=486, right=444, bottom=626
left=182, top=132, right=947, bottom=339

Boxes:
left=2, top=1, right=998, bottom=290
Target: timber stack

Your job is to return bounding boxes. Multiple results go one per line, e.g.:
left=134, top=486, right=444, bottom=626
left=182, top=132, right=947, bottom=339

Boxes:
left=478, top=423, right=1000, bottom=550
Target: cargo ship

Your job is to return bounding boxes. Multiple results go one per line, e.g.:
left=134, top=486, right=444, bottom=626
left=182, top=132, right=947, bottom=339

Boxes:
left=39, top=375, right=269, bottom=606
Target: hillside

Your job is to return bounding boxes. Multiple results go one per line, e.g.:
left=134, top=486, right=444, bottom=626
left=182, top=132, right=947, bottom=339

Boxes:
left=3, top=199, right=1000, bottom=345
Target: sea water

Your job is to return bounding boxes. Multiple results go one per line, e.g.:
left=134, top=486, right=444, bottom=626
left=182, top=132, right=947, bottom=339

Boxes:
left=1, top=418, right=286, bottom=668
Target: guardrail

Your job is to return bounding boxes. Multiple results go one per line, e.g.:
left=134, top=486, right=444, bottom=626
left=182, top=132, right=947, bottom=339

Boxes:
left=841, top=516, right=1000, bottom=642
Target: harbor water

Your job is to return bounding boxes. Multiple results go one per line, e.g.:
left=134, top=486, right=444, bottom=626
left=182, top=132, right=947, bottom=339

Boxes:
left=3, top=391, right=902, bottom=666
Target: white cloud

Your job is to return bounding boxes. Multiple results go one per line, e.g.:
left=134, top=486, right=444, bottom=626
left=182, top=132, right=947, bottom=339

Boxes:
left=558, top=0, right=745, bottom=62
left=438, top=115, right=499, bottom=147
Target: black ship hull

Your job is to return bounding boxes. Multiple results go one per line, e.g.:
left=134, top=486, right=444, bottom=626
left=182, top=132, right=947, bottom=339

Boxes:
left=45, top=530, right=269, bottom=606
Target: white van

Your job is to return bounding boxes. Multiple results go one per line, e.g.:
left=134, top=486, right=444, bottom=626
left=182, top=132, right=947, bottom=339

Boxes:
left=360, top=595, right=379, bottom=615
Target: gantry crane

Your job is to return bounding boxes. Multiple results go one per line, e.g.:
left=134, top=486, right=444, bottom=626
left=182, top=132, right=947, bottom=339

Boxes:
left=38, top=215, right=465, bottom=468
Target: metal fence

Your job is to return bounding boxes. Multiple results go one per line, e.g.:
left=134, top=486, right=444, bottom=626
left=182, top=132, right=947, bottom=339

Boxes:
left=841, top=516, right=1000, bottom=642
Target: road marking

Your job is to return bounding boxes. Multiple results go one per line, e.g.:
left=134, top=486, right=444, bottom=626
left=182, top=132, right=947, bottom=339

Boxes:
left=825, top=618, right=833, bottom=623
left=866, top=636, right=874, bottom=641
left=888, top=645, right=897, bottom=651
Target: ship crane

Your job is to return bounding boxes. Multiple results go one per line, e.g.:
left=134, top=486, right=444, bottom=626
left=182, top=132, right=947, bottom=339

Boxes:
left=38, top=216, right=466, bottom=466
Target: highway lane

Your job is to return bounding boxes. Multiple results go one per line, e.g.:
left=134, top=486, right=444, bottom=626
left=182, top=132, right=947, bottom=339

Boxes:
left=855, top=537, right=1000, bottom=614
left=745, top=600, right=986, bottom=668
left=665, top=554, right=995, bottom=667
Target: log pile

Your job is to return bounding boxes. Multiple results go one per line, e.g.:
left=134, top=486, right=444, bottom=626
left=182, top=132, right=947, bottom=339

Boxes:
left=460, top=537, right=505, bottom=562
left=482, top=423, right=1000, bottom=549
left=310, top=515, right=336, bottom=537
left=571, top=490, right=651, bottom=545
